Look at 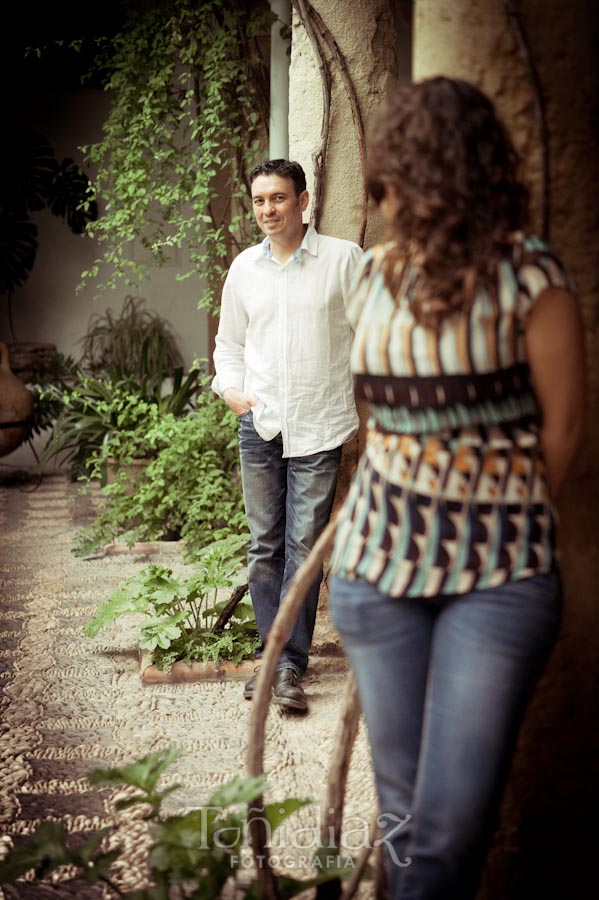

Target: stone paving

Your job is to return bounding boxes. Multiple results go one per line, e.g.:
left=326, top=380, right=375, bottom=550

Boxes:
left=0, top=471, right=378, bottom=898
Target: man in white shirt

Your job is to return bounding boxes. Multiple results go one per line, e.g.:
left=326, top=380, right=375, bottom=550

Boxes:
left=212, top=159, right=362, bottom=711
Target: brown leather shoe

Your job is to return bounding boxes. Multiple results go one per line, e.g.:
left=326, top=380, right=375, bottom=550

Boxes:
left=272, top=667, right=307, bottom=712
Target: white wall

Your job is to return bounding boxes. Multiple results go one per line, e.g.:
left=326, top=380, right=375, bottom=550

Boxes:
left=1, top=87, right=209, bottom=367
left=1, top=87, right=210, bottom=469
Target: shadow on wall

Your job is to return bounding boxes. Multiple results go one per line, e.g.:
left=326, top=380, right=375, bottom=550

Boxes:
left=480, top=499, right=598, bottom=899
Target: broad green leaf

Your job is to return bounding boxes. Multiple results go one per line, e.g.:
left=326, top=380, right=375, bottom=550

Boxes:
left=263, top=797, right=312, bottom=833
left=208, top=773, right=268, bottom=809
left=88, top=747, right=181, bottom=794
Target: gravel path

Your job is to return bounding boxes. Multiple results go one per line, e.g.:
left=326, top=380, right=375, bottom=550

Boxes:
left=0, top=472, right=377, bottom=898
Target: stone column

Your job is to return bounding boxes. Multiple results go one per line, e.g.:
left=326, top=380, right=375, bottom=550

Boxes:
left=289, top=0, right=399, bottom=247
left=287, top=0, right=400, bottom=649
left=413, top=2, right=598, bottom=898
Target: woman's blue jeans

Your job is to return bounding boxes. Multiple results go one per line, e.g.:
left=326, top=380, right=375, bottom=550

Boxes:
left=238, top=412, right=342, bottom=674
left=329, top=571, right=562, bottom=899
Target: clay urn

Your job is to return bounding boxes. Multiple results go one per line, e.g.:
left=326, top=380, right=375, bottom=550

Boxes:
left=0, top=340, right=34, bottom=456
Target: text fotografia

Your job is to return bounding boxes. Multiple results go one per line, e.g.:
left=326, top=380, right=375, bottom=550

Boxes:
left=200, top=806, right=412, bottom=869
left=234, top=852, right=356, bottom=871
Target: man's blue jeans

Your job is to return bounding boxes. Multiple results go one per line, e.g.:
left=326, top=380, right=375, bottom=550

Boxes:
left=238, top=411, right=342, bottom=674
left=329, top=571, right=562, bottom=899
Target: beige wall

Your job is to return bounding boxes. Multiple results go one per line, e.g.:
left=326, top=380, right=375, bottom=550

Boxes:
left=1, top=87, right=210, bottom=467
left=290, top=1, right=597, bottom=895
left=413, top=2, right=598, bottom=897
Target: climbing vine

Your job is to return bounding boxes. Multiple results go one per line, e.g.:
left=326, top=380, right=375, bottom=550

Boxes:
left=77, top=0, right=273, bottom=310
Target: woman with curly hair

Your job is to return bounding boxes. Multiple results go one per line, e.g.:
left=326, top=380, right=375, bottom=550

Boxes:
left=328, top=77, right=585, bottom=898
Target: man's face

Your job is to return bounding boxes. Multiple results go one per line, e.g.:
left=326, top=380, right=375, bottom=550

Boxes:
left=251, top=174, right=309, bottom=245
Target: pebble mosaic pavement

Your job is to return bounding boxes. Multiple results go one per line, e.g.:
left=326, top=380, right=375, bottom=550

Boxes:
left=0, top=472, right=377, bottom=898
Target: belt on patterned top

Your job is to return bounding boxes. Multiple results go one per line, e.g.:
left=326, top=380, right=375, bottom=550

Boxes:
left=354, top=363, right=533, bottom=410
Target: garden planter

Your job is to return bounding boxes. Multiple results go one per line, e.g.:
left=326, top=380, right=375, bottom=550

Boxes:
left=140, top=650, right=256, bottom=685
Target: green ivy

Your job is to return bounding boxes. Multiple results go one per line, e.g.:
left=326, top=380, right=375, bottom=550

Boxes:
left=76, top=0, right=274, bottom=310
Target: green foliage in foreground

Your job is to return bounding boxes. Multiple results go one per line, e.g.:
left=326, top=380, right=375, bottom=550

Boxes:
left=0, top=748, right=356, bottom=898
left=84, top=534, right=259, bottom=670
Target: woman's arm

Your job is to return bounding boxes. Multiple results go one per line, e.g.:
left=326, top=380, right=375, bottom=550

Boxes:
left=525, top=285, right=586, bottom=498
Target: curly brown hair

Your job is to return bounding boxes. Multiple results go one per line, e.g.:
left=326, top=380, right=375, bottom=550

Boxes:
left=367, top=77, right=529, bottom=329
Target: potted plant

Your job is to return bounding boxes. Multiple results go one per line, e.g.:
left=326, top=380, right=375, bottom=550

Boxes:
left=79, top=294, right=185, bottom=379
left=0, top=339, right=34, bottom=458
left=35, top=293, right=200, bottom=478
left=37, top=348, right=204, bottom=478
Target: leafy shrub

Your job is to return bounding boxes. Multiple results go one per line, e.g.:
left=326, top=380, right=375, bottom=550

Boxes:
left=74, top=385, right=246, bottom=559
left=37, top=359, right=204, bottom=479
left=84, top=534, right=258, bottom=671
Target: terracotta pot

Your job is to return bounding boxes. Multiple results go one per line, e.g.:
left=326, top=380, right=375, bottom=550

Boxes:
left=0, top=341, right=34, bottom=457
left=7, top=341, right=58, bottom=382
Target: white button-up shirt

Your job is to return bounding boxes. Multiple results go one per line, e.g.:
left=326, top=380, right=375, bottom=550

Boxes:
left=212, top=225, right=363, bottom=457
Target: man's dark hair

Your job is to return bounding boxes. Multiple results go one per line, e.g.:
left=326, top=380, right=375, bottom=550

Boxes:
left=248, top=159, right=307, bottom=196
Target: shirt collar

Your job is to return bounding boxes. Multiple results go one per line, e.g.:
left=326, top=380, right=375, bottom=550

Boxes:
left=259, top=224, right=319, bottom=264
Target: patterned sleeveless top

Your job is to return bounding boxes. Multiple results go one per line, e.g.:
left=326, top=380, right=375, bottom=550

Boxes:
left=330, top=234, right=573, bottom=597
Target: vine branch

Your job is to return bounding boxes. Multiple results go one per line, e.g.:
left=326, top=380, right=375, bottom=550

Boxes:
left=339, top=816, right=380, bottom=900
left=320, top=673, right=361, bottom=849
left=246, top=518, right=338, bottom=898
left=290, top=0, right=368, bottom=246
left=503, top=0, right=550, bottom=239
left=213, top=582, right=249, bottom=632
